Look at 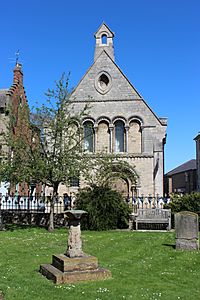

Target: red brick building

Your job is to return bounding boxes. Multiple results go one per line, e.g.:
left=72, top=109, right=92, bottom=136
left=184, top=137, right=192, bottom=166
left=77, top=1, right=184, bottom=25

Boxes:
left=164, top=159, right=197, bottom=196
left=0, top=63, right=39, bottom=196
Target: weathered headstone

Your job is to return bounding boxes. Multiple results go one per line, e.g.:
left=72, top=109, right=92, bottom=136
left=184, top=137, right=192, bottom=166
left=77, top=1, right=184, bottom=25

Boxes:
left=175, top=211, right=199, bottom=250
left=40, top=210, right=112, bottom=283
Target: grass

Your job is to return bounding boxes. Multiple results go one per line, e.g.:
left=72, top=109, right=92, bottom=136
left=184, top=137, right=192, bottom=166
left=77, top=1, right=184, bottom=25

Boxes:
left=0, top=226, right=200, bottom=300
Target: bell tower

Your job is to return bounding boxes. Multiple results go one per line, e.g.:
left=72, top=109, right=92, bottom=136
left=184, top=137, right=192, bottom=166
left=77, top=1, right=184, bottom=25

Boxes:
left=94, top=23, right=115, bottom=61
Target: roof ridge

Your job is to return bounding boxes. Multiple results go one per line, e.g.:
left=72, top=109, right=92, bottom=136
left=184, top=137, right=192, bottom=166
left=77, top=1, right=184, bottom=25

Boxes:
left=166, top=159, right=196, bottom=176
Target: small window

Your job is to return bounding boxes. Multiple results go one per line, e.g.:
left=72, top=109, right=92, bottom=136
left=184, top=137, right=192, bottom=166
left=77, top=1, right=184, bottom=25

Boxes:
left=84, top=121, right=94, bottom=152
left=95, top=72, right=112, bottom=95
left=115, top=120, right=125, bottom=152
left=101, top=34, right=107, bottom=44
left=99, top=74, right=109, bottom=89
left=70, top=177, right=80, bottom=187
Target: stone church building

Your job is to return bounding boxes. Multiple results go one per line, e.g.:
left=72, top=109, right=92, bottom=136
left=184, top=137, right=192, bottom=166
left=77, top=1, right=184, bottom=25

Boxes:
left=0, top=23, right=167, bottom=199
left=68, top=23, right=167, bottom=198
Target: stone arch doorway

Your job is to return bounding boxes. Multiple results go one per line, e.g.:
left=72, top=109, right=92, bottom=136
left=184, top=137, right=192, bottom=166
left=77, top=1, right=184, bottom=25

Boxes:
left=109, top=177, right=129, bottom=200
left=102, top=162, right=139, bottom=201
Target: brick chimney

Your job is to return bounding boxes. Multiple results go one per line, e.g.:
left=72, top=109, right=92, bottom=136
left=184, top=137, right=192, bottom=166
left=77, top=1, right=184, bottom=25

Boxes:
left=13, top=63, right=23, bottom=84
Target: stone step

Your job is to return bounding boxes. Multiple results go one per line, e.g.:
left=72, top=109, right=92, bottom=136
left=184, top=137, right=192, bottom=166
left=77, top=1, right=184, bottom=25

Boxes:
left=40, top=263, right=112, bottom=284
left=40, top=264, right=63, bottom=284
left=52, top=254, right=98, bottom=272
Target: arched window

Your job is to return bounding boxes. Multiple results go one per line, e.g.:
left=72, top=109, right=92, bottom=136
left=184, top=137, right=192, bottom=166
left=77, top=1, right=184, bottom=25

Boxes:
left=96, top=121, right=110, bottom=153
left=129, top=120, right=142, bottom=153
left=115, top=120, right=125, bottom=152
left=101, top=34, right=107, bottom=44
left=84, top=121, right=94, bottom=152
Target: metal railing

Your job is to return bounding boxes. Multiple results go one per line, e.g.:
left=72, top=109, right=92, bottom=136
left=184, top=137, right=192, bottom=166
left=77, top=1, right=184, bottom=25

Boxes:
left=0, top=194, right=170, bottom=213
left=129, top=196, right=170, bottom=212
left=0, top=195, right=69, bottom=214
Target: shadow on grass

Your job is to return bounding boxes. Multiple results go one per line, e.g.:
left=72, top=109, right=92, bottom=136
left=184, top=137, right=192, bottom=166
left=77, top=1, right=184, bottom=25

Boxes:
left=162, top=243, right=176, bottom=249
left=4, top=223, right=67, bottom=232
left=4, top=223, right=48, bottom=231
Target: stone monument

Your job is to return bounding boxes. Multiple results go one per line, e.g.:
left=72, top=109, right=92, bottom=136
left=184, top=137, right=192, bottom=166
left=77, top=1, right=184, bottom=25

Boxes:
left=40, top=210, right=111, bottom=283
left=175, top=211, right=199, bottom=250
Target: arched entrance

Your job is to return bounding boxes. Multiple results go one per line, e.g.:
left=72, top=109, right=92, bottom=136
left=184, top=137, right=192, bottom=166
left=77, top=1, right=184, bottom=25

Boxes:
left=109, top=177, right=129, bottom=200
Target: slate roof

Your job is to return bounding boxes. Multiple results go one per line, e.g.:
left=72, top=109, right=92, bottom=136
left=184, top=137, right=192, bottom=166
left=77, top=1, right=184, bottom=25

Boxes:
left=166, top=159, right=196, bottom=176
left=0, top=89, right=8, bottom=108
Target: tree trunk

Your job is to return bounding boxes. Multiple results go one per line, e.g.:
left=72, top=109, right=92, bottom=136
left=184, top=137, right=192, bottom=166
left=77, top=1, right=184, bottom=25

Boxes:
left=48, top=199, right=54, bottom=232
left=48, top=183, right=59, bottom=232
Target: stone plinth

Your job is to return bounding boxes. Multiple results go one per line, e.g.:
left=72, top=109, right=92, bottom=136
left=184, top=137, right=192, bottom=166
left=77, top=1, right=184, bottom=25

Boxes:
left=52, top=254, right=98, bottom=272
left=175, top=211, right=199, bottom=251
left=40, top=254, right=111, bottom=284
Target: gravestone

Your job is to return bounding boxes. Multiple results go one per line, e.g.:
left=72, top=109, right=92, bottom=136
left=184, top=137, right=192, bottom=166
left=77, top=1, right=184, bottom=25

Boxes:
left=175, top=211, right=199, bottom=250
left=40, top=210, right=111, bottom=283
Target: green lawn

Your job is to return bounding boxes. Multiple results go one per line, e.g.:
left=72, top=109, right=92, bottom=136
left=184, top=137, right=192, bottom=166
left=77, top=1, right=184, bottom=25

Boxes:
left=0, top=226, right=200, bottom=300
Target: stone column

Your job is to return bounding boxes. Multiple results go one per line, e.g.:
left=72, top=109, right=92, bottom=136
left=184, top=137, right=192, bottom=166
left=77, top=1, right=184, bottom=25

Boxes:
left=109, top=125, right=114, bottom=153
left=125, top=126, right=129, bottom=153
left=67, top=219, right=83, bottom=257
left=94, top=124, right=98, bottom=153
left=140, top=125, right=145, bottom=153
left=65, top=210, right=87, bottom=257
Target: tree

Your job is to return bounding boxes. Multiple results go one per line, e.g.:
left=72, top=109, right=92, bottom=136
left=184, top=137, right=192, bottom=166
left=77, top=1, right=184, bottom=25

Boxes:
left=0, top=73, right=139, bottom=232
left=0, top=74, right=90, bottom=231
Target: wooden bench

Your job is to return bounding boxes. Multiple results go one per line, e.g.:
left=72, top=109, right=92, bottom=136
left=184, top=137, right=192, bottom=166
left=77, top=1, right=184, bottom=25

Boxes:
left=134, top=208, right=171, bottom=231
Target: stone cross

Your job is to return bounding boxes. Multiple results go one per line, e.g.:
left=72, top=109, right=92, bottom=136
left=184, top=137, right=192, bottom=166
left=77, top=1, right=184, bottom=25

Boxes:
left=175, top=211, right=199, bottom=250
left=65, top=210, right=87, bottom=258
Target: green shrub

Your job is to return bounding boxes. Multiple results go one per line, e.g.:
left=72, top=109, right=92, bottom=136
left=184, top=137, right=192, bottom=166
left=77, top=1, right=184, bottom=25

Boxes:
left=75, top=185, right=131, bottom=230
left=167, top=192, right=200, bottom=215
left=164, top=193, right=200, bottom=228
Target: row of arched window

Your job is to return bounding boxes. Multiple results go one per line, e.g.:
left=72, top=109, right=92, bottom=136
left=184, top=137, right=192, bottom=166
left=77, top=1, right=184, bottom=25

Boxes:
left=83, top=119, right=142, bottom=154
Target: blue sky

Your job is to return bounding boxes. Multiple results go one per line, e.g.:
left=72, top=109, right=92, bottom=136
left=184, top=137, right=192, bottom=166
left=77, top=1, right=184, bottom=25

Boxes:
left=0, top=0, right=199, bottom=172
